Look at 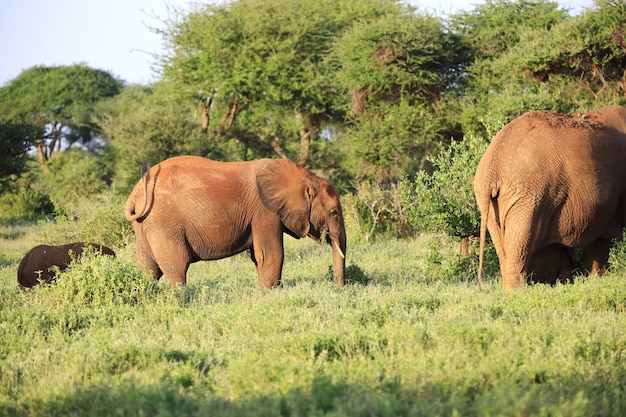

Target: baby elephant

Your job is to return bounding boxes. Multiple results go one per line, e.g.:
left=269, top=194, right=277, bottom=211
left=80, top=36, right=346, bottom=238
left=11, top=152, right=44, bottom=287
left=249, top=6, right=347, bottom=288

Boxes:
left=527, top=244, right=575, bottom=285
left=17, top=242, right=116, bottom=288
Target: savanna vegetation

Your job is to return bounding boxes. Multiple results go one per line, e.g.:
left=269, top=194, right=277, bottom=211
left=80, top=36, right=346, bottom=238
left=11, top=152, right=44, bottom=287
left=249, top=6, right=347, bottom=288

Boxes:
left=1, top=213, right=626, bottom=416
left=1, top=0, right=626, bottom=415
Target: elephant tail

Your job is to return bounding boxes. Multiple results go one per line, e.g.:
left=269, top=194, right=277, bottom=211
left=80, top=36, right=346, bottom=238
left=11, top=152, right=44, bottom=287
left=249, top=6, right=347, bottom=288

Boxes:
left=477, top=203, right=488, bottom=287
left=125, top=161, right=151, bottom=222
left=476, top=184, right=497, bottom=288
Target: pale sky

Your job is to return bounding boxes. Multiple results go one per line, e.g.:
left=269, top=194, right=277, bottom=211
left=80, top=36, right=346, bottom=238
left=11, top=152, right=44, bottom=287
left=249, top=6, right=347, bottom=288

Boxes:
left=0, top=0, right=594, bottom=86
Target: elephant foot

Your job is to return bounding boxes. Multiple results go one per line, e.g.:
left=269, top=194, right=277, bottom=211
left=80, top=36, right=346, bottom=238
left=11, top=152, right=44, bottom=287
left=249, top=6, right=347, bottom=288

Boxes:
left=502, top=272, right=525, bottom=291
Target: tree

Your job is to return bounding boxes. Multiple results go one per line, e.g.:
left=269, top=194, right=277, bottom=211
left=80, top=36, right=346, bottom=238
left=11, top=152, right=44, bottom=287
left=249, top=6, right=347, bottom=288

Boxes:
left=452, top=0, right=626, bottom=136
left=160, top=0, right=402, bottom=166
left=97, top=83, right=211, bottom=194
left=0, top=121, right=42, bottom=193
left=331, top=11, right=470, bottom=180
left=519, top=0, right=626, bottom=108
left=0, top=64, right=123, bottom=167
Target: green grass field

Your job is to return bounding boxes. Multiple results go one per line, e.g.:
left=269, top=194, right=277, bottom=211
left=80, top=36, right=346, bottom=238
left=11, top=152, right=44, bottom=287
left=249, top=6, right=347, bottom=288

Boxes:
left=1, top=221, right=625, bottom=416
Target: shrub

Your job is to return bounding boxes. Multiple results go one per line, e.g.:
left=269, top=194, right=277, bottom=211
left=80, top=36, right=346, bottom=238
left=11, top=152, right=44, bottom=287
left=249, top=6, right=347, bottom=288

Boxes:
left=342, top=178, right=415, bottom=242
left=0, top=178, right=53, bottom=221
left=42, top=149, right=113, bottom=211
left=608, top=231, right=626, bottom=276
left=39, top=192, right=133, bottom=248
left=27, top=248, right=157, bottom=308
left=403, top=134, right=487, bottom=248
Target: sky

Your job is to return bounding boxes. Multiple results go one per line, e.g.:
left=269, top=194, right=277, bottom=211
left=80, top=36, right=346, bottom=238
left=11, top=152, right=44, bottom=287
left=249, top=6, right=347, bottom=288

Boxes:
left=0, top=0, right=595, bottom=86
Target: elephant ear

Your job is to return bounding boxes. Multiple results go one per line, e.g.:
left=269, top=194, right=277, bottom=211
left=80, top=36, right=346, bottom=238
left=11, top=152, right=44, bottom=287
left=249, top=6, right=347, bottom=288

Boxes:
left=256, top=159, right=314, bottom=238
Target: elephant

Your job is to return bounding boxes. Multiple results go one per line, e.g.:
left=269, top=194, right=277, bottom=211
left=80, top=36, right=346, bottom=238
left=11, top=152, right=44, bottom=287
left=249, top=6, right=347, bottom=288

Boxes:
left=527, top=244, right=574, bottom=285
left=17, top=242, right=116, bottom=288
left=474, top=105, right=626, bottom=290
left=124, top=156, right=347, bottom=288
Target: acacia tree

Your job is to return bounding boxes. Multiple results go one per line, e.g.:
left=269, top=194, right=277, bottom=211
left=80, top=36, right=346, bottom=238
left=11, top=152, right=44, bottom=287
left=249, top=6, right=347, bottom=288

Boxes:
left=519, top=0, right=626, bottom=107
left=453, top=0, right=626, bottom=136
left=160, top=0, right=402, bottom=166
left=97, top=83, right=211, bottom=194
left=0, top=64, right=122, bottom=167
left=331, top=12, right=470, bottom=180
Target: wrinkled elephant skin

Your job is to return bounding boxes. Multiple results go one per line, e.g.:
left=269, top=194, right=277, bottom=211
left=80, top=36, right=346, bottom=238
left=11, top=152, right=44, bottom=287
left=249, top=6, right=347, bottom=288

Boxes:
left=125, top=156, right=347, bottom=287
left=475, top=105, right=626, bottom=290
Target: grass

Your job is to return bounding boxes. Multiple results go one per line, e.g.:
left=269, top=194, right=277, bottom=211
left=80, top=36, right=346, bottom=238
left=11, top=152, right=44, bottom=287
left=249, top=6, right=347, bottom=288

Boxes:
left=1, top=221, right=625, bottom=416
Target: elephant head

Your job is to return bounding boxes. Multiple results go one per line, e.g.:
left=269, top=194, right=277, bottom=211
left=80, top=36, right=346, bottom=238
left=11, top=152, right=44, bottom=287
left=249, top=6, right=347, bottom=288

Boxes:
left=256, top=158, right=347, bottom=285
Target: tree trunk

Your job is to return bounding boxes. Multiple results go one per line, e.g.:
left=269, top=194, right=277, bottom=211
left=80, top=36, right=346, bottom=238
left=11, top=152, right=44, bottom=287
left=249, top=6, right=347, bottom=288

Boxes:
left=201, top=96, right=211, bottom=134
left=295, top=110, right=320, bottom=166
left=459, top=237, right=470, bottom=256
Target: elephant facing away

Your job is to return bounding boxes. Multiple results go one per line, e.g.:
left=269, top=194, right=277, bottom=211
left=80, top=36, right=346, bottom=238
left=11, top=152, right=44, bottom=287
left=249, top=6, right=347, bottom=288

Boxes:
left=17, top=242, right=116, bottom=288
left=474, top=105, right=626, bottom=290
left=125, top=156, right=347, bottom=288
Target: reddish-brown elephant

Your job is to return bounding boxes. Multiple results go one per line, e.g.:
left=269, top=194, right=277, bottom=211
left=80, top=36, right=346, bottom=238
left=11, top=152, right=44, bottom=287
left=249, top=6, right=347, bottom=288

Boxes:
left=125, top=156, right=347, bottom=287
left=17, top=242, right=116, bottom=288
left=475, top=105, right=626, bottom=290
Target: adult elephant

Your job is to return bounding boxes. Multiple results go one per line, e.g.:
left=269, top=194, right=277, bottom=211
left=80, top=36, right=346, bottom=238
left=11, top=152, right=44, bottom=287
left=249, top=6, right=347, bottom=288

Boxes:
left=125, top=156, right=347, bottom=287
left=474, top=105, right=626, bottom=290
left=18, top=242, right=116, bottom=288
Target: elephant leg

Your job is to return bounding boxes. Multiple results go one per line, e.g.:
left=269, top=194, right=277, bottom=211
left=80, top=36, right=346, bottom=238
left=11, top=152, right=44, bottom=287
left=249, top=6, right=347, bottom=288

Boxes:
left=558, top=248, right=575, bottom=284
left=486, top=202, right=529, bottom=290
left=140, top=227, right=191, bottom=285
left=501, top=218, right=537, bottom=291
left=500, top=234, right=530, bottom=290
left=583, top=238, right=612, bottom=277
left=151, top=244, right=190, bottom=286
left=135, top=239, right=163, bottom=281
left=502, top=261, right=526, bottom=291
left=251, top=231, right=284, bottom=288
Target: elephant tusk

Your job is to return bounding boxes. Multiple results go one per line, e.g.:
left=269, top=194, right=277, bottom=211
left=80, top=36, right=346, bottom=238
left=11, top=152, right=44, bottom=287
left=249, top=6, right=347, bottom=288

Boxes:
left=332, top=240, right=345, bottom=259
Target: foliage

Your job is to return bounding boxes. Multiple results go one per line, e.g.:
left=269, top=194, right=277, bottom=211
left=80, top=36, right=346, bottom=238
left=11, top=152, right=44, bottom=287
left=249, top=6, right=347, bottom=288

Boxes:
left=0, top=158, right=54, bottom=222
left=342, top=178, right=415, bottom=242
left=0, top=182, right=53, bottom=222
left=2, top=224, right=626, bottom=416
left=0, top=121, right=42, bottom=193
left=454, top=0, right=626, bottom=136
left=332, top=12, right=468, bottom=179
left=518, top=0, right=626, bottom=107
left=0, top=64, right=122, bottom=166
left=404, top=133, right=489, bottom=242
left=160, top=0, right=404, bottom=166
left=38, top=192, right=133, bottom=249
left=39, top=149, right=113, bottom=211
left=97, top=84, right=210, bottom=195
left=608, top=230, right=626, bottom=276
left=32, top=249, right=157, bottom=308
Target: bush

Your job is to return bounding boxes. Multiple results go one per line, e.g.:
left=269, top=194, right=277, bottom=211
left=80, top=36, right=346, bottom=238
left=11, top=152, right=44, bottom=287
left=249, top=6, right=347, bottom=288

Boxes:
left=403, top=134, right=487, bottom=243
left=0, top=177, right=53, bottom=221
left=42, top=149, right=113, bottom=211
left=608, top=231, right=626, bottom=276
left=27, top=247, right=157, bottom=308
left=39, top=192, right=133, bottom=249
left=342, top=178, right=415, bottom=242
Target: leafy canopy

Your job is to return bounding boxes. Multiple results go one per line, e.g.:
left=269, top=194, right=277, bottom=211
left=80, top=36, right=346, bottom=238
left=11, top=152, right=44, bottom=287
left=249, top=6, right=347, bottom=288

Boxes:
left=0, top=64, right=122, bottom=165
left=332, top=12, right=469, bottom=179
left=160, top=0, right=404, bottom=165
left=0, top=121, right=42, bottom=193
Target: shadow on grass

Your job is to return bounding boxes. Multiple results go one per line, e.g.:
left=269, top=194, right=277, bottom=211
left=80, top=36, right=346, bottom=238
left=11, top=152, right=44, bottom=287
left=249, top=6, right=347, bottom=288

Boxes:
left=8, top=371, right=622, bottom=417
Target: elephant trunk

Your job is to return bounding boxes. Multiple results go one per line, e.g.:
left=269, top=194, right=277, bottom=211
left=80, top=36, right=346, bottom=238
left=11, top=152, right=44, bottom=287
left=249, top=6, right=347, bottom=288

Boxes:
left=331, top=231, right=346, bottom=286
